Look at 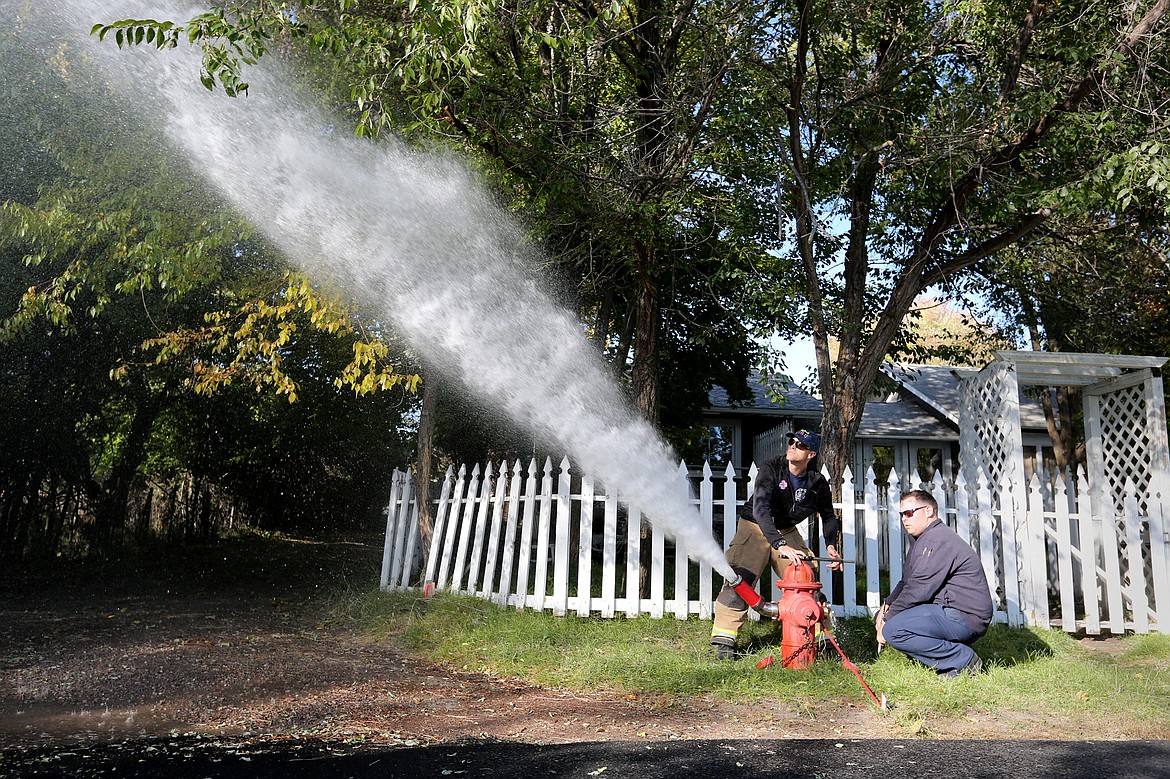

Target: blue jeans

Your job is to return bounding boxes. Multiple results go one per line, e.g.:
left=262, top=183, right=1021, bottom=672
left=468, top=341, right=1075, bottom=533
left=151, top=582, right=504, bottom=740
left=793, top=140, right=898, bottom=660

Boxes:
left=884, top=604, right=980, bottom=675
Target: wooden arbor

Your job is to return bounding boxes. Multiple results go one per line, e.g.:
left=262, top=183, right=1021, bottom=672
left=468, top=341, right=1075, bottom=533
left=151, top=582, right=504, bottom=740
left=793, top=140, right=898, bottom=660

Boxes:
left=955, top=351, right=1170, bottom=632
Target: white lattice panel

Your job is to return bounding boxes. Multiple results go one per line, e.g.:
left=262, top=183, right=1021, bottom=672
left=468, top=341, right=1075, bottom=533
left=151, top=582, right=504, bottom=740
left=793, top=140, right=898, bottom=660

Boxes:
left=959, top=361, right=1025, bottom=495
left=1097, top=384, right=1155, bottom=512
left=955, top=353, right=1170, bottom=633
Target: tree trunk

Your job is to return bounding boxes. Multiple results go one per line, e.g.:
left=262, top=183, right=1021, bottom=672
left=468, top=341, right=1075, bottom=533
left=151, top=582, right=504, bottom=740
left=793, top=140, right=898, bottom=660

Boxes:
left=793, top=0, right=1170, bottom=503
left=613, top=296, right=636, bottom=378
left=593, top=289, right=613, bottom=354
left=1029, top=325, right=1071, bottom=471
left=415, top=369, right=440, bottom=561
left=87, top=398, right=160, bottom=554
left=629, top=259, right=661, bottom=424
left=629, top=261, right=662, bottom=598
left=819, top=370, right=868, bottom=502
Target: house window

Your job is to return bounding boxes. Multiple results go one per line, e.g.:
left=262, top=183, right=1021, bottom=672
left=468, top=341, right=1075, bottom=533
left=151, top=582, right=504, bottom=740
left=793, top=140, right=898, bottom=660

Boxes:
left=703, top=425, right=734, bottom=468
left=915, top=446, right=944, bottom=484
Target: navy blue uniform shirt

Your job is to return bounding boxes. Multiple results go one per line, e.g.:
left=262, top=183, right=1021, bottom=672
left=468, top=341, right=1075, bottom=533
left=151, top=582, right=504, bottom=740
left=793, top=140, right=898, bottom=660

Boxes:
left=885, top=518, right=994, bottom=633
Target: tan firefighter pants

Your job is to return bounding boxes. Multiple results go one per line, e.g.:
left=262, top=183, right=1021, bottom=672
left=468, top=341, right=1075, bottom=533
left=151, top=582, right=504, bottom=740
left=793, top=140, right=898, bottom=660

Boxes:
left=710, top=520, right=813, bottom=646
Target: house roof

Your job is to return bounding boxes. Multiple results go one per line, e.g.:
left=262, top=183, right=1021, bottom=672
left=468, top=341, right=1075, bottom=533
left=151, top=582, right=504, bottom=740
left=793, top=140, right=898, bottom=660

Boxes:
left=855, top=398, right=957, bottom=439
left=705, top=362, right=1052, bottom=437
left=882, top=363, right=963, bottom=426
left=706, top=353, right=1164, bottom=445
left=883, top=362, right=1050, bottom=432
left=706, top=373, right=822, bottom=418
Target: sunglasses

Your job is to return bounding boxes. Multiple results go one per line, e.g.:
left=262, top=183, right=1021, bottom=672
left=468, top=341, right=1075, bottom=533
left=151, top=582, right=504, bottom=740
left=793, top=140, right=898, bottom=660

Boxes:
left=788, top=440, right=811, bottom=451
left=899, top=505, right=930, bottom=518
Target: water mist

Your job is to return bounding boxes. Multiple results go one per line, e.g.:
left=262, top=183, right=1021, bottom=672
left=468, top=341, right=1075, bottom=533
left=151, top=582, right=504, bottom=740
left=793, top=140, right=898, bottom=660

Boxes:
left=45, top=0, right=737, bottom=582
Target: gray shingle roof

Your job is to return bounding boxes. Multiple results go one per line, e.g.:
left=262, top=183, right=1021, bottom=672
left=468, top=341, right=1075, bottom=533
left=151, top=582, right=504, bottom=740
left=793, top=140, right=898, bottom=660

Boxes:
left=707, top=372, right=822, bottom=416
left=856, top=398, right=957, bottom=438
left=884, top=363, right=1049, bottom=431
left=705, top=363, right=1050, bottom=435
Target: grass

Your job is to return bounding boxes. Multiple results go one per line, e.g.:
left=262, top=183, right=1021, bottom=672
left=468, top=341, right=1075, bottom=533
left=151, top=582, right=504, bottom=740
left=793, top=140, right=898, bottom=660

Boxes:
left=337, top=589, right=1170, bottom=739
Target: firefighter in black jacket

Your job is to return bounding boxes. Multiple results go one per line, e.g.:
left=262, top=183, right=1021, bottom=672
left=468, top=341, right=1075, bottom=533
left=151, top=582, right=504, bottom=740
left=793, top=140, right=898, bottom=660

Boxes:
left=710, top=429, right=843, bottom=660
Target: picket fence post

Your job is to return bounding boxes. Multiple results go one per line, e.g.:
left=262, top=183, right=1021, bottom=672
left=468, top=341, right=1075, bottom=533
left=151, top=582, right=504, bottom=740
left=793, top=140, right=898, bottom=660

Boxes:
left=600, top=482, right=619, bottom=618
left=1152, top=498, right=1170, bottom=633
left=512, top=458, right=539, bottom=610
left=552, top=457, right=572, bottom=616
left=1053, top=472, right=1078, bottom=631
left=577, top=469, right=596, bottom=617
left=625, top=503, right=642, bottom=618
left=672, top=461, right=690, bottom=620
left=380, top=469, right=401, bottom=591
left=480, top=462, right=509, bottom=600
left=532, top=458, right=554, bottom=612
left=1124, top=482, right=1149, bottom=633
left=1023, top=472, right=1050, bottom=628
left=450, top=464, right=482, bottom=594
left=698, top=461, right=715, bottom=620
left=864, top=465, right=881, bottom=616
left=885, top=466, right=903, bottom=606
left=495, top=460, right=524, bottom=607
left=839, top=465, right=858, bottom=616
left=392, top=467, right=418, bottom=590
left=467, top=462, right=495, bottom=596
left=1077, top=464, right=1102, bottom=634
left=435, top=465, right=465, bottom=590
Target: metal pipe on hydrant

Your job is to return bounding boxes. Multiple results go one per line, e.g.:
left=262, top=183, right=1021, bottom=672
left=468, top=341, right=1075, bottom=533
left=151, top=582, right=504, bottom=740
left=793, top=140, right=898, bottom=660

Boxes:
left=729, top=575, right=779, bottom=618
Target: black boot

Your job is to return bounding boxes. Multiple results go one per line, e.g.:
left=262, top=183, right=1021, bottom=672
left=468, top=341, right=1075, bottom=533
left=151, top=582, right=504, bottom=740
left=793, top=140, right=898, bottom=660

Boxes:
left=713, top=642, right=738, bottom=661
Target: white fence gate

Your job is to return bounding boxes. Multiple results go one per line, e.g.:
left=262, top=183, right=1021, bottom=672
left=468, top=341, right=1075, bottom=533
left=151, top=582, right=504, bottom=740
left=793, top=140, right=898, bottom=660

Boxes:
left=381, top=458, right=1170, bottom=634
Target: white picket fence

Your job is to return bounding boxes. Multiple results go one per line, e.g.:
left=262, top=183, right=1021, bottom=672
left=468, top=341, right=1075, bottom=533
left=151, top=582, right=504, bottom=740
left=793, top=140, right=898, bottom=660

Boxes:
left=381, top=458, right=1170, bottom=634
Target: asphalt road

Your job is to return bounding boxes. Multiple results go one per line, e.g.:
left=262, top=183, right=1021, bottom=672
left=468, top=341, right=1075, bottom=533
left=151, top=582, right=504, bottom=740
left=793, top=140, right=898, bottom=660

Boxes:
left=3, top=737, right=1169, bottom=778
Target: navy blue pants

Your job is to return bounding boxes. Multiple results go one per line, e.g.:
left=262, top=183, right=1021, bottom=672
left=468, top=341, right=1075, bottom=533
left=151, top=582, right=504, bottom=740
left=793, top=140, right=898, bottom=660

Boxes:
left=884, top=604, right=981, bottom=676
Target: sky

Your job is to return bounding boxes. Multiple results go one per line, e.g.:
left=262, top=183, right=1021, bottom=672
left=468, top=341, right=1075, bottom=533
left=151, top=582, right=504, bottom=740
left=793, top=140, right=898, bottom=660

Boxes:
left=778, top=335, right=817, bottom=386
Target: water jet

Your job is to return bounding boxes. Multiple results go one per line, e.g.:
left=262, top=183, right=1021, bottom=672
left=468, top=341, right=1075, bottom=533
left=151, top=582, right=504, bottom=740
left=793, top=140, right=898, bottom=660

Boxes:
left=44, top=0, right=737, bottom=581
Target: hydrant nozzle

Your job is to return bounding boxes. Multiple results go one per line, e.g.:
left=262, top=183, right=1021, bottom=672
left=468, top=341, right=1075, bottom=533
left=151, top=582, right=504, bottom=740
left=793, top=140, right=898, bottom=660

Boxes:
left=727, top=576, right=780, bottom=617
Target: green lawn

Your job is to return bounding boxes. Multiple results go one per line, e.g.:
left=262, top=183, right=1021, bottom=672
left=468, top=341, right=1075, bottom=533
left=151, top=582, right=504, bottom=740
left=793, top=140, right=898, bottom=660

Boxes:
left=339, top=589, right=1170, bottom=739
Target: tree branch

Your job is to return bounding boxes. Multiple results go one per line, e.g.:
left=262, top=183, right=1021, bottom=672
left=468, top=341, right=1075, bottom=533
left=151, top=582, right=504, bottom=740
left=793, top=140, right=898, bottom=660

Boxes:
left=906, top=0, right=1170, bottom=283
left=920, top=208, right=1054, bottom=288
left=1001, top=0, right=1048, bottom=98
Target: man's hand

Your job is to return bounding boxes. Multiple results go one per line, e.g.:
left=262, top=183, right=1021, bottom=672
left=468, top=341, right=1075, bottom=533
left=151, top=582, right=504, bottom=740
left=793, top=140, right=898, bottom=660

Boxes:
left=874, top=603, right=889, bottom=647
left=825, top=544, right=843, bottom=572
left=773, top=544, right=805, bottom=563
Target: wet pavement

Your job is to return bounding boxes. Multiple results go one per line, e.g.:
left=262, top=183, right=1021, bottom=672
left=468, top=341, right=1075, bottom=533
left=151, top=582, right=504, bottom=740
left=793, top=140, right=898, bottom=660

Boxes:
left=2, top=736, right=1168, bottom=778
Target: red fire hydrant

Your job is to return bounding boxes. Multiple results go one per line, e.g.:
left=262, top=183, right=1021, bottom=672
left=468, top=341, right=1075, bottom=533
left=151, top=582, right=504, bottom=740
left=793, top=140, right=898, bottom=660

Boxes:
left=730, top=559, right=825, bottom=669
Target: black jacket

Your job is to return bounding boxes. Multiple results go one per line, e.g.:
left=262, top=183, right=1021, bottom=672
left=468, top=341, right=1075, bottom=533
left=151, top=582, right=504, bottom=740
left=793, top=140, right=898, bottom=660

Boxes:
left=741, top=455, right=841, bottom=550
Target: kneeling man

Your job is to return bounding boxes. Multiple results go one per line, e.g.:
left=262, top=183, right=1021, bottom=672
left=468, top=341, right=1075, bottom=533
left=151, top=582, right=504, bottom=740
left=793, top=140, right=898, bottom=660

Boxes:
left=875, top=490, right=993, bottom=677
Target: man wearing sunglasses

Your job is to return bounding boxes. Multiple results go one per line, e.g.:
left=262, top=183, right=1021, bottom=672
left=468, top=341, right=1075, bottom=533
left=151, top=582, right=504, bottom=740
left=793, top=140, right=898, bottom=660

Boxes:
left=874, top=490, right=993, bottom=677
left=710, top=428, right=843, bottom=660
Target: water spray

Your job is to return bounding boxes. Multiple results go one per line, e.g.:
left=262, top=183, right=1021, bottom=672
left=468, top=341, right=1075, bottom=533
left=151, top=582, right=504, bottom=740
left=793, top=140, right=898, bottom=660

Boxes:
left=42, top=0, right=738, bottom=582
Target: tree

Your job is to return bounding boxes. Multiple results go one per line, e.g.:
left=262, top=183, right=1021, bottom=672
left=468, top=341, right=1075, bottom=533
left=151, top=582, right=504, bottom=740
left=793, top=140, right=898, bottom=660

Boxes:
left=92, top=0, right=782, bottom=428
left=972, top=210, right=1170, bottom=470
left=90, top=0, right=1170, bottom=505
left=889, top=296, right=1014, bottom=369
left=0, top=9, right=419, bottom=558
left=731, top=0, right=1170, bottom=492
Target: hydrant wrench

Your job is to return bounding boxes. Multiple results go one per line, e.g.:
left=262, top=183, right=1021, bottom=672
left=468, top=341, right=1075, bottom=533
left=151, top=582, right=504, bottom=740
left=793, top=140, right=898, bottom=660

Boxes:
left=819, top=628, right=888, bottom=710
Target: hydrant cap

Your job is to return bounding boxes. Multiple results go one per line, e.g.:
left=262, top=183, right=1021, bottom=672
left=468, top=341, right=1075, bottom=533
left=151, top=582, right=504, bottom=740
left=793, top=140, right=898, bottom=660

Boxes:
left=782, top=561, right=817, bottom=586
